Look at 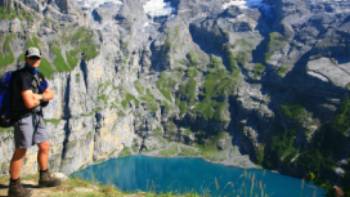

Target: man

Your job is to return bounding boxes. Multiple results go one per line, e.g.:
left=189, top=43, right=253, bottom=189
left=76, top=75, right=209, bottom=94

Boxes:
left=8, top=47, right=61, bottom=197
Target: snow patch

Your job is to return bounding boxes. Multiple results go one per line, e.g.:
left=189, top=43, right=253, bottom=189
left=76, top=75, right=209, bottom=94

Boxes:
left=222, top=0, right=265, bottom=10
left=143, top=0, right=174, bottom=17
left=77, top=0, right=122, bottom=9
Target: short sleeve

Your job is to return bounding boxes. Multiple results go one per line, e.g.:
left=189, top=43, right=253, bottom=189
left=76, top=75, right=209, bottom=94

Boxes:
left=19, top=73, right=32, bottom=92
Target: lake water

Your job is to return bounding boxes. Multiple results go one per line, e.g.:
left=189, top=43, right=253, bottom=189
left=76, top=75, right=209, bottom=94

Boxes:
left=72, top=155, right=326, bottom=197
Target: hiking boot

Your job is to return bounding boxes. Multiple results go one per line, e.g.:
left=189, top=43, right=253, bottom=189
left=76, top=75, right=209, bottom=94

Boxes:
left=38, top=169, right=61, bottom=188
left=8, top=178, right=32, bottom=197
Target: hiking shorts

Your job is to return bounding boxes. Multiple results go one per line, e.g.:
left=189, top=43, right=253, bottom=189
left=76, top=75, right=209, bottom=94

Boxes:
left=14, top=114, right=49, bottom=149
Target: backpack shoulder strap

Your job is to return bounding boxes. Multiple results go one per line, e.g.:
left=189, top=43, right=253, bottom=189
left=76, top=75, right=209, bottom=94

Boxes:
left=37, top=71, right=46, bottom=81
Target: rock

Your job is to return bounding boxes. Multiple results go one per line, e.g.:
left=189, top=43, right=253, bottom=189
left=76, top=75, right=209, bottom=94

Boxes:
left=54, top=0, right=69, bottom=13
left=52, top=172, right=69, bottom=181
left=334, top=167, right=346, bottom=177
left=21, top=0, right=40, bottom=11
left=307, top=58, right=350, bottom=88
left=9, top=18, right=21, bottom=33
left=216, top=138, right=227, bottom=150
left=0, top=20, right=9, bottom=33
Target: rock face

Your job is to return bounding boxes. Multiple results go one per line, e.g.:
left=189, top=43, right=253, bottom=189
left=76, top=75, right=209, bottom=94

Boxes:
left=0, top=0, right=349, bottom=187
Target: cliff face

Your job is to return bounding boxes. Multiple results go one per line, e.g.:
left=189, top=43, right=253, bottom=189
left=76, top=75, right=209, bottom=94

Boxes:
left=0, top=0, right=349, bottom=186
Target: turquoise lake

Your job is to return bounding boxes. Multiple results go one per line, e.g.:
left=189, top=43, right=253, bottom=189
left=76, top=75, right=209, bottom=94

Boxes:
left=72, top=155, right=326, bottom=197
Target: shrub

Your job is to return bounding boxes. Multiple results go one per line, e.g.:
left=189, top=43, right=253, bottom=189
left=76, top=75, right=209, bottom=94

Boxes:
left=0, top=34, right=15, bottom=69
left=157, top=72, right=176, bottom=101
left=333, top=98, right=350, bottom=136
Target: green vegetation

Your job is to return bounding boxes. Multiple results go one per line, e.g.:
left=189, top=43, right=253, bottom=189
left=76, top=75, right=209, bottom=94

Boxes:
left=48, top=177, right=201, bottom=197
left=255, top=144, right=265, bottom=165
left=296, top=149, right=334, bottom=180
left=0, top=6, right=33, bottom=21
left=44, top=118, right=61, bottom=127
left=51, top=43, right=71, bottom=72
left=70, top=27, right=99, bottom=61
left=265, top=32, right=286, bottom=63
left=253, top=63, right=265, bottom=79
left=66, top=49, right=80, bottom=68
left=121, top=92, right=139, bottom=109
left=0, top=26, right=98, bottom=89
left=96, top=82, right=112, bottom=105
left=195, top=133, right=228, bottom=162
left=153, top=127, right=163, bottom=138
left=158, top=131, right=227, bottom=161
left=196, top=143, right=223, bottom=161
left=186, top=51, right=200, bottom=67
left=270, top=129, right=299, bottom=163
left=135, top=80, right=145, bottom=94
left=0, top=34, right=15, bottom=69
left=203, top=56, right=233, bottom=96
left=0, top=127, right=12, bottom=133
left=280, top=104, right=310, bottom=124
left=177, top=146, right=198, bottom=157
left=194, top=56, right=235, bottom=121
left=260, top=101, right=349, bottom=195
left=26, top=35, right=41, bottom=48
left=119, top=147, right=133, bottom=157
left=157, top=72, right=176, bottom=101
left=226, top=49, right=242, bottom=73
left=225, top=50, right=243, bottom=85
left=141, top=89, right=158, bottom=112
left=97, top=94, right=109, bottom=105
left=332, top=98, right=350, bottom=136
left=39, top=58, right=55, bottom=79
left=159, top=144, right=179, bottom=156
left=0, top=7, right=16, bottom=19
left=176, top=67, right=198, bottom=116
left=280, top=103, right=316, bottom=142
left=263, top=104, right=315, bottom=165
left=277, top=64, right=289, bottom=77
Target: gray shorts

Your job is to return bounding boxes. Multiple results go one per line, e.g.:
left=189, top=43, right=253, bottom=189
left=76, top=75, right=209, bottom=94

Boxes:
left=14, top=114, right=49, bottom=149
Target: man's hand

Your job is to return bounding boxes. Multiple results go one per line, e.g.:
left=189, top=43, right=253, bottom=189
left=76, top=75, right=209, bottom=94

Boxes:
left=33, top=94, right=43, bottom=101
left=41, top=88, right=54, bottom=102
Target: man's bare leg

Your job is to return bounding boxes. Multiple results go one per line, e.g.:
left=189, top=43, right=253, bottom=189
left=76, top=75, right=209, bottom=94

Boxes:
left=37, top=140, right=61, bottom=187
left=37, top=141, right=50, bottom=171
left=8, top=148, right=31, bottom=197
left=9, top=148, right=27, bottom=180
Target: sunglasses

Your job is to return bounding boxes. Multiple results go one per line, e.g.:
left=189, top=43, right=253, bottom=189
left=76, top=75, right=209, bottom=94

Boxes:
left=28, top=56, right=41, bottom=60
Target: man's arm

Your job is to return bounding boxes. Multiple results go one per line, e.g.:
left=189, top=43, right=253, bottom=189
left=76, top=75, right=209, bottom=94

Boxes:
left=21, top=88, right=54, bottom=109
left=21, top=90, right=42, bottom=109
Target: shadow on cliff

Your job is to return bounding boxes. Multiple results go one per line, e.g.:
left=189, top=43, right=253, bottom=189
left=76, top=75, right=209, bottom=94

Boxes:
left=261, top=49, right=349, bottom=123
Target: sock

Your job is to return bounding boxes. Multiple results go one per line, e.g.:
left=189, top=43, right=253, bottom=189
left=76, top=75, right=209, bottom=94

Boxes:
left=10, top=178, right=20, bottom=184
left=40, top=169, right=49, bottom=174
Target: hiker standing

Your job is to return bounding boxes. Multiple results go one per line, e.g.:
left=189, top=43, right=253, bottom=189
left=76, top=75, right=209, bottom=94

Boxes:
left=7, top=47, right=61, bottom=197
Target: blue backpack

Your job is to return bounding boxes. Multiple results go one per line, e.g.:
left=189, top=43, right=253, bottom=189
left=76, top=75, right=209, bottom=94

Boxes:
left=0, top=71, right=16, bottom=127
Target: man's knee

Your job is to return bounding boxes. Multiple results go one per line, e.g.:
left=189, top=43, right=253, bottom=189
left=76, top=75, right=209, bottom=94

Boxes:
left=38, top=141, right=50, bottom=153
left=12, top=148, right=27, bottom=161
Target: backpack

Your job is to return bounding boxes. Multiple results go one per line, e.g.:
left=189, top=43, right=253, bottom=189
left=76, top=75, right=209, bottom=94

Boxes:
left=0, top=70, right=17, bottom=127
left=0, top=68, right=49, bottom=127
